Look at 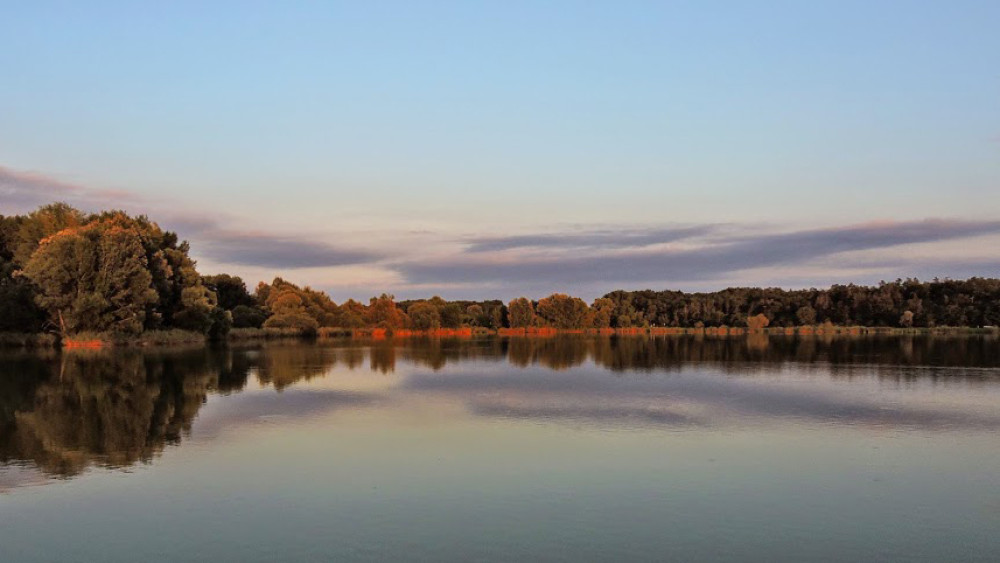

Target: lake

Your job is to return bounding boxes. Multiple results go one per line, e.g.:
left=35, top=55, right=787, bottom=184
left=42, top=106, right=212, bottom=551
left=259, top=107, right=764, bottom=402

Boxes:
left=1, top=335, right=999, bottom=562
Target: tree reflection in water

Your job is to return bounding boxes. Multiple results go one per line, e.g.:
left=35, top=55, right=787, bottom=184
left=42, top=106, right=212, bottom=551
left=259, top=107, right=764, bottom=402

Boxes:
left=1, top=334, right=998, bottom=478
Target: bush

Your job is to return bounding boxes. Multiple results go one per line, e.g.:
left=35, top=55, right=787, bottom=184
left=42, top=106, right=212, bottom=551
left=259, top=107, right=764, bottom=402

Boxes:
left=67, top=330, right=206, bottom=346
left=263, top=311, right=319, bottom=335
left=229, top=327, right=310, bottom=340
left=317, top=327, right=353, bottom=338
left=0, top=332, right=59, bottom=348
left=207, top=308, right=232, bottom=341
left=232, top=305, right=268, bottom=328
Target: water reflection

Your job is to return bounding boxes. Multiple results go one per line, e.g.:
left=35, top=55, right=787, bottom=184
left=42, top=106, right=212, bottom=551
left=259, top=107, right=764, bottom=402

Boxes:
left=402, top=333, right=1000, bottom=374
left=1, top=349, right=228, bottom=477
left=0, top=345, right=379, bottom=479
left=0, top=334, right=998, bottom=481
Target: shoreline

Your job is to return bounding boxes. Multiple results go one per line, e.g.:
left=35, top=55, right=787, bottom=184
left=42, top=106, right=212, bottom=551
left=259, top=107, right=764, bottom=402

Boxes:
left=2, top=325, right=997, bottom=350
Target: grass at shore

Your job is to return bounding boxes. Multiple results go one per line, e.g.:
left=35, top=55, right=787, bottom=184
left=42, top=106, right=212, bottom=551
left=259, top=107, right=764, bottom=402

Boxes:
left=228, top=327, right=313, bottom=340
left=63, top=330, right=207, bottom=347
left=2, top=325, right=997, bottom=349
left=0, top=332, right=60, bottom=348
left=653, top=325, right=999, bottom=337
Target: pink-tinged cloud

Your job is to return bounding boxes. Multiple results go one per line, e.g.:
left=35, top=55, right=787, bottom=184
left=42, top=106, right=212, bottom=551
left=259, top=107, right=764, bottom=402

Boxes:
left=0, top=166, right=140, bottom=212
left=7, top=164, right=1000, bottom=299
left=1, top=164, right=386, bottom=269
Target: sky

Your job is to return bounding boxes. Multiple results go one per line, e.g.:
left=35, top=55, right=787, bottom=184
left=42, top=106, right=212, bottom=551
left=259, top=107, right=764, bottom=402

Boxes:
left=2, top=1, right=998, bottom=301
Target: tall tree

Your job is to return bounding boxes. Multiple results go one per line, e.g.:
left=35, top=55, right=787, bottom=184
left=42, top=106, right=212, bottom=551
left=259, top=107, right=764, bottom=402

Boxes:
left=508, top=297, right=536, bottom=328
left=202, top=274, right=256, bottom=311
left=408, top=301, right=441, bottom=330
left=536, top=293, right=590, bottom=329
left=12, top=203, right=87, bottom=267
left=24, top=220, right=158, bottom=334
left=260, top=278, right=320, bottom=333
left=0, top=215, right=46, bottom=331
left=795, top=306, right=817, bottom=325
left=366, top=293, right=404, bottom=330
left=88, top=211, right=224, bottom=333
left=590, top=297, right=615, bottom=328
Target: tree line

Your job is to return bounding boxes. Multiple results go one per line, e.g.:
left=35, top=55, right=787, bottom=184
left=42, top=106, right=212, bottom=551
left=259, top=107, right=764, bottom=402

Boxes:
left=2, top=203, right=999, bottom=339
left=600, top=280, right=1000, bottom=329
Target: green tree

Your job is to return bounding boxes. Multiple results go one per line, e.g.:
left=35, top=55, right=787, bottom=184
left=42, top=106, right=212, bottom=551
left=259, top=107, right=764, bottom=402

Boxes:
left=439, top=303, right=463, bottom=329
left=24, top=220, right=158, bottom=334
left=12, top=203, right=87, bottom=267
left=508, top=297, right=535, bottom=328
left=536, top=293, right=590, bottom=329
left=489, top=302, right=507, bottom=329
left=0, top=272, right=47, bottom=332
left=366, top=293, right=404, bottom=330
left=88, top=210, right=220, bottom=333
left=408, top=301, right=441, bottom=330
left=255, top=277, right=344, bottom=329
left=337, top=299, right=367, bottom=328
left=590, top=297, right=615, bottom=328
left=0, top=215, right=46, bottom=332
left=231, top=304, right=267, bottom=328
left=795, top=306, right=817, bottom=325
left=171, top=285, right=218, bottom=333
left=263, top=310, right=319, bottom=333
left=202, top=274, right=256, bottom=310
left=261, top=279, right=320, bottom=334
left=466, top=304, right=485, bottom=327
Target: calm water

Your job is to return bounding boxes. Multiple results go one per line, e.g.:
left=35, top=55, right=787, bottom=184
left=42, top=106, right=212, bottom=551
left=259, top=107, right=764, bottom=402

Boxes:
left=1, top=335, right=999, bottom=562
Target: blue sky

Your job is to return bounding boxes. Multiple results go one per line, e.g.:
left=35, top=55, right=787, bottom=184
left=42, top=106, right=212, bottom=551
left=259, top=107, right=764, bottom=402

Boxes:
left=2, top=1, right=999, bottom=300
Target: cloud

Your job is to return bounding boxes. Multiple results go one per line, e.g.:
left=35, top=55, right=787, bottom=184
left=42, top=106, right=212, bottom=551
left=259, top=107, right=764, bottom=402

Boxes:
left=398, top=219, right=1000, bottom=288
left=466, top=225, right=718, bottom=252
left=0, top=166, right=139, bottom=213
left=1, top=164, right=385, bottom=270
left=7, top=163, right=1000, bottom=294
left=195, top=231, right=384, bottom=269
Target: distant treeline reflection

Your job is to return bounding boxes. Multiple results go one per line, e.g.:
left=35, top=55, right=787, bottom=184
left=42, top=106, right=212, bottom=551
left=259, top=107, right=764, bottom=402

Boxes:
left=399, top=334, right=1000, bottom=372
left=1, top=334, right=998, bottom=477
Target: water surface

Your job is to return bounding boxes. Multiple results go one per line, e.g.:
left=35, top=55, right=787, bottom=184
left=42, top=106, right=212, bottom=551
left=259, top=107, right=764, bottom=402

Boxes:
left=1, top=335, right=999, bottom=562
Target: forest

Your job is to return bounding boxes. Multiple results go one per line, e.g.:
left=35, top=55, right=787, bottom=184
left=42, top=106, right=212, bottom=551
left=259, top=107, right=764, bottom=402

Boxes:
left=2, top=203, right=1000, bottom=342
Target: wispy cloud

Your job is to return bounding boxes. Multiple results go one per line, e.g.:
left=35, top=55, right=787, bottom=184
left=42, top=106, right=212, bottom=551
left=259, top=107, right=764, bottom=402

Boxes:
left=398, top=219, right=1000, bottom=288
left=0, top=166, right=139, bottom=212
left=195, top=231, right=383, bottom=269
left=466, top=225, right=718, bottom=252
left=1, top=165, right=385, bottom=270
left=7, top=164, right=1000, bottom=298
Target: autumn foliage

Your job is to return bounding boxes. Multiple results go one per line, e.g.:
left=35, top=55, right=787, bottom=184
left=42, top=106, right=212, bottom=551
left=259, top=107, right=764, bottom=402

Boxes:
left=4, top=203, right=1000, bottom=341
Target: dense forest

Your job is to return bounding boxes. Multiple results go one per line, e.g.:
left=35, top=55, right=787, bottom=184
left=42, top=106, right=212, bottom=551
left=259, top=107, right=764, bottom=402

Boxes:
left=2, top=203, right=999, bottom=342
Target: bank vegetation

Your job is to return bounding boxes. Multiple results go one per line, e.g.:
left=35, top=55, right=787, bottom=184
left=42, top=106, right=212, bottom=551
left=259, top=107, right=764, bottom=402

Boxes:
left=3, top=203, right=999, bottom=346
